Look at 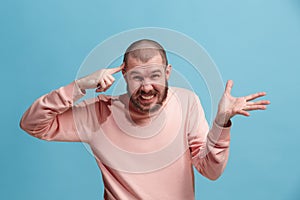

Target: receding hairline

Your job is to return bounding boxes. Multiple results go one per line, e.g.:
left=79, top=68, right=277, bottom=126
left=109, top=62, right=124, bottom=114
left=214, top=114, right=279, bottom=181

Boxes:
left=125, top=39, right=165, bottom=52
left=123, top=39, right=168, bottom=66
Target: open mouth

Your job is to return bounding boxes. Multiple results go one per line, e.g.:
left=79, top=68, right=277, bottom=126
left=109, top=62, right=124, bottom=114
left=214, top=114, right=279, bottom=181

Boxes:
left=130, top=90, right=165, bottom=113
left=137, top=93, right=157, bottom=104
left=140, top=94, right=155, bottom=100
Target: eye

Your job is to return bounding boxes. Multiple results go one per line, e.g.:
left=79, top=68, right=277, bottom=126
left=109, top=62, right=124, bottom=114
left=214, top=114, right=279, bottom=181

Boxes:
left=151, top=74, right=161, bottom=79
left=132, top=76, right=143, bottom=81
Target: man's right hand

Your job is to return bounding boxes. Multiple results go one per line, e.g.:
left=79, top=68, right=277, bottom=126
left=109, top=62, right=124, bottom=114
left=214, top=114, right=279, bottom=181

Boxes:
left=76, top=63, right=124, bottom=93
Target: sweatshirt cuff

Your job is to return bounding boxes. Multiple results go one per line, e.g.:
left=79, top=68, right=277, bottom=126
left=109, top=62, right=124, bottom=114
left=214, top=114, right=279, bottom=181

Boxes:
left=59, top=81, right=86, bottom=104
left=208, top=120, right=231, bottom=144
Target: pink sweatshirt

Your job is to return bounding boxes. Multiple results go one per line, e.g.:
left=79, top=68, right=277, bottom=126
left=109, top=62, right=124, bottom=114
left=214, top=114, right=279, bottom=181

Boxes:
left=20, top=82, right=230, bottom=200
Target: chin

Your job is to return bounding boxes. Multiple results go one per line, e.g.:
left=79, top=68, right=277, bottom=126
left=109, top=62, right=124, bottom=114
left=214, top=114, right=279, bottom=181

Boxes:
left=140, top=104, right=162, bottom=113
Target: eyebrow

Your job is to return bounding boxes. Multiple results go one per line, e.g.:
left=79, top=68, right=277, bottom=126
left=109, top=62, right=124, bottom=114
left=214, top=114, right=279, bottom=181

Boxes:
left=128, top=69, right=163, bottom=76
left=151, top=69, right=163, bottom=74
left=128, top=71, right=142, bottom=76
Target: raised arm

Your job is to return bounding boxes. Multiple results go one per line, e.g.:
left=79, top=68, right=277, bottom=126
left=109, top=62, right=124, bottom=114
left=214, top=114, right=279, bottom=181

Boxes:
left=189, top=80, right=270, bottom=180
left=20, top=64, right=124, bottom=142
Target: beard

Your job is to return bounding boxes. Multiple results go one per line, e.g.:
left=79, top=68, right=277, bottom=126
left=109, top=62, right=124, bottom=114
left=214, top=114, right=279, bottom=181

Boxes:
left=127, top=80, right=169, bottom=114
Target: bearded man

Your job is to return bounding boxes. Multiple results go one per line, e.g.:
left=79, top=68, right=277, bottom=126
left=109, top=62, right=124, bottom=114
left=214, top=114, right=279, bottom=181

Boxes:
left=20, top=39, right=270, bottom=200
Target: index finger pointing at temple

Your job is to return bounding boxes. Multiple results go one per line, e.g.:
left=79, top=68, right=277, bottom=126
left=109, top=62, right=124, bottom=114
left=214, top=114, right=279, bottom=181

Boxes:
left=108, top=62, right=125, bottom=74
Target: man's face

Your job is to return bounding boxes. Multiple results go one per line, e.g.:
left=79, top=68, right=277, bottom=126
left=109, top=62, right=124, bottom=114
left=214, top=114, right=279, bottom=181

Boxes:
left=124, top=54, right=171, bottom=113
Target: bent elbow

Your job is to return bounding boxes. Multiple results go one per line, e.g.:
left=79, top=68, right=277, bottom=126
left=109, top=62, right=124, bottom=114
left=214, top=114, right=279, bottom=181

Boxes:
left=206, top=172, right=222, bottom=181
left=19, top=116, right=31, bottom=134
left=19, top=116, right=51, bottom=140
left=196, top=159, right=227, bottom=181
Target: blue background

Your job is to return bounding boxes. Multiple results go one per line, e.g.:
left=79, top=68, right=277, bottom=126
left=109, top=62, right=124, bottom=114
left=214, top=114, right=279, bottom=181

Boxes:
left=1, top=0, right=300, bottom=199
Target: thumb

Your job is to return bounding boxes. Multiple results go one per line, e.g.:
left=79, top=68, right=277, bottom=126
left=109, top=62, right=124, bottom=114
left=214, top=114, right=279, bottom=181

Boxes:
left=225, top=80, right=234, bottom=94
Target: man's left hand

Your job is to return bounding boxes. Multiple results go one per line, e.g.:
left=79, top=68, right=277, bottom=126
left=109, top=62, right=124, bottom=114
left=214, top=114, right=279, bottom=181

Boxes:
left=215, top=80, right=270, bottom=127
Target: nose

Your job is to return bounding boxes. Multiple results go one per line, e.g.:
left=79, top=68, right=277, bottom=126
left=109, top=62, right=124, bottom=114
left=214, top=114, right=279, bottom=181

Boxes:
left=141, top=81, right=154, bottom=93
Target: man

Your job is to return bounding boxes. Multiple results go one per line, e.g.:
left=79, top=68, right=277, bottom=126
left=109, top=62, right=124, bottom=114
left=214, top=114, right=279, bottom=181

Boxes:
left=20, top=39, right=270, bottom=199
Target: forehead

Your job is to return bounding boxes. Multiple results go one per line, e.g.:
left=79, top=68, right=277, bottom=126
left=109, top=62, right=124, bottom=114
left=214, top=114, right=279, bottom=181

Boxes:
left=126, top=54, right=164, bottom=70
left=127, top=64, right=165, bottom=75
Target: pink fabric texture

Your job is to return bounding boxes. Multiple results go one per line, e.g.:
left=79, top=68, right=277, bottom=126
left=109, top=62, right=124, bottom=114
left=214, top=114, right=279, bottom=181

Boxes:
left=20, top=82, right=231, bottom=200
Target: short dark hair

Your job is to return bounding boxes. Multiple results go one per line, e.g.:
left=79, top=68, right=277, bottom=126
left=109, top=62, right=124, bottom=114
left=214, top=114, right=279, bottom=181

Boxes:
left=123, top=39, right=168, bottom=66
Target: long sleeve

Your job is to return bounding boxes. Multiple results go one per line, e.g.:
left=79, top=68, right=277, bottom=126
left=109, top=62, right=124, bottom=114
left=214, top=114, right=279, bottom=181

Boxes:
left=20, top=81, right=91, bottom=142
left=187, top=93, right=230, bottom=180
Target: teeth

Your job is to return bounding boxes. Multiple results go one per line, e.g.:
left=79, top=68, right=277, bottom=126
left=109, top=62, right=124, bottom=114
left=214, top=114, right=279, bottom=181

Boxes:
left=141, top=95, right=154, bottom=100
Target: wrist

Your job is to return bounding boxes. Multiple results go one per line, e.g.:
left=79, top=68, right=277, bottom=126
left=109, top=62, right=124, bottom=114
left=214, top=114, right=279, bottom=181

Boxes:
left=215, top=114, right=231, bottom=127
left=215, top=119, right=231, bottom=127
left=75, top=79, right=86, bottom=94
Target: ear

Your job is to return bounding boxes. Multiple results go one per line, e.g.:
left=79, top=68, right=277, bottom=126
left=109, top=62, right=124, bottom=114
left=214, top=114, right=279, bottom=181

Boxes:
left=122, top=64, right=127, bottom=79
left=165, top=64, right=172, bottom=80
left=122, top=66, right=129, bottom=83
